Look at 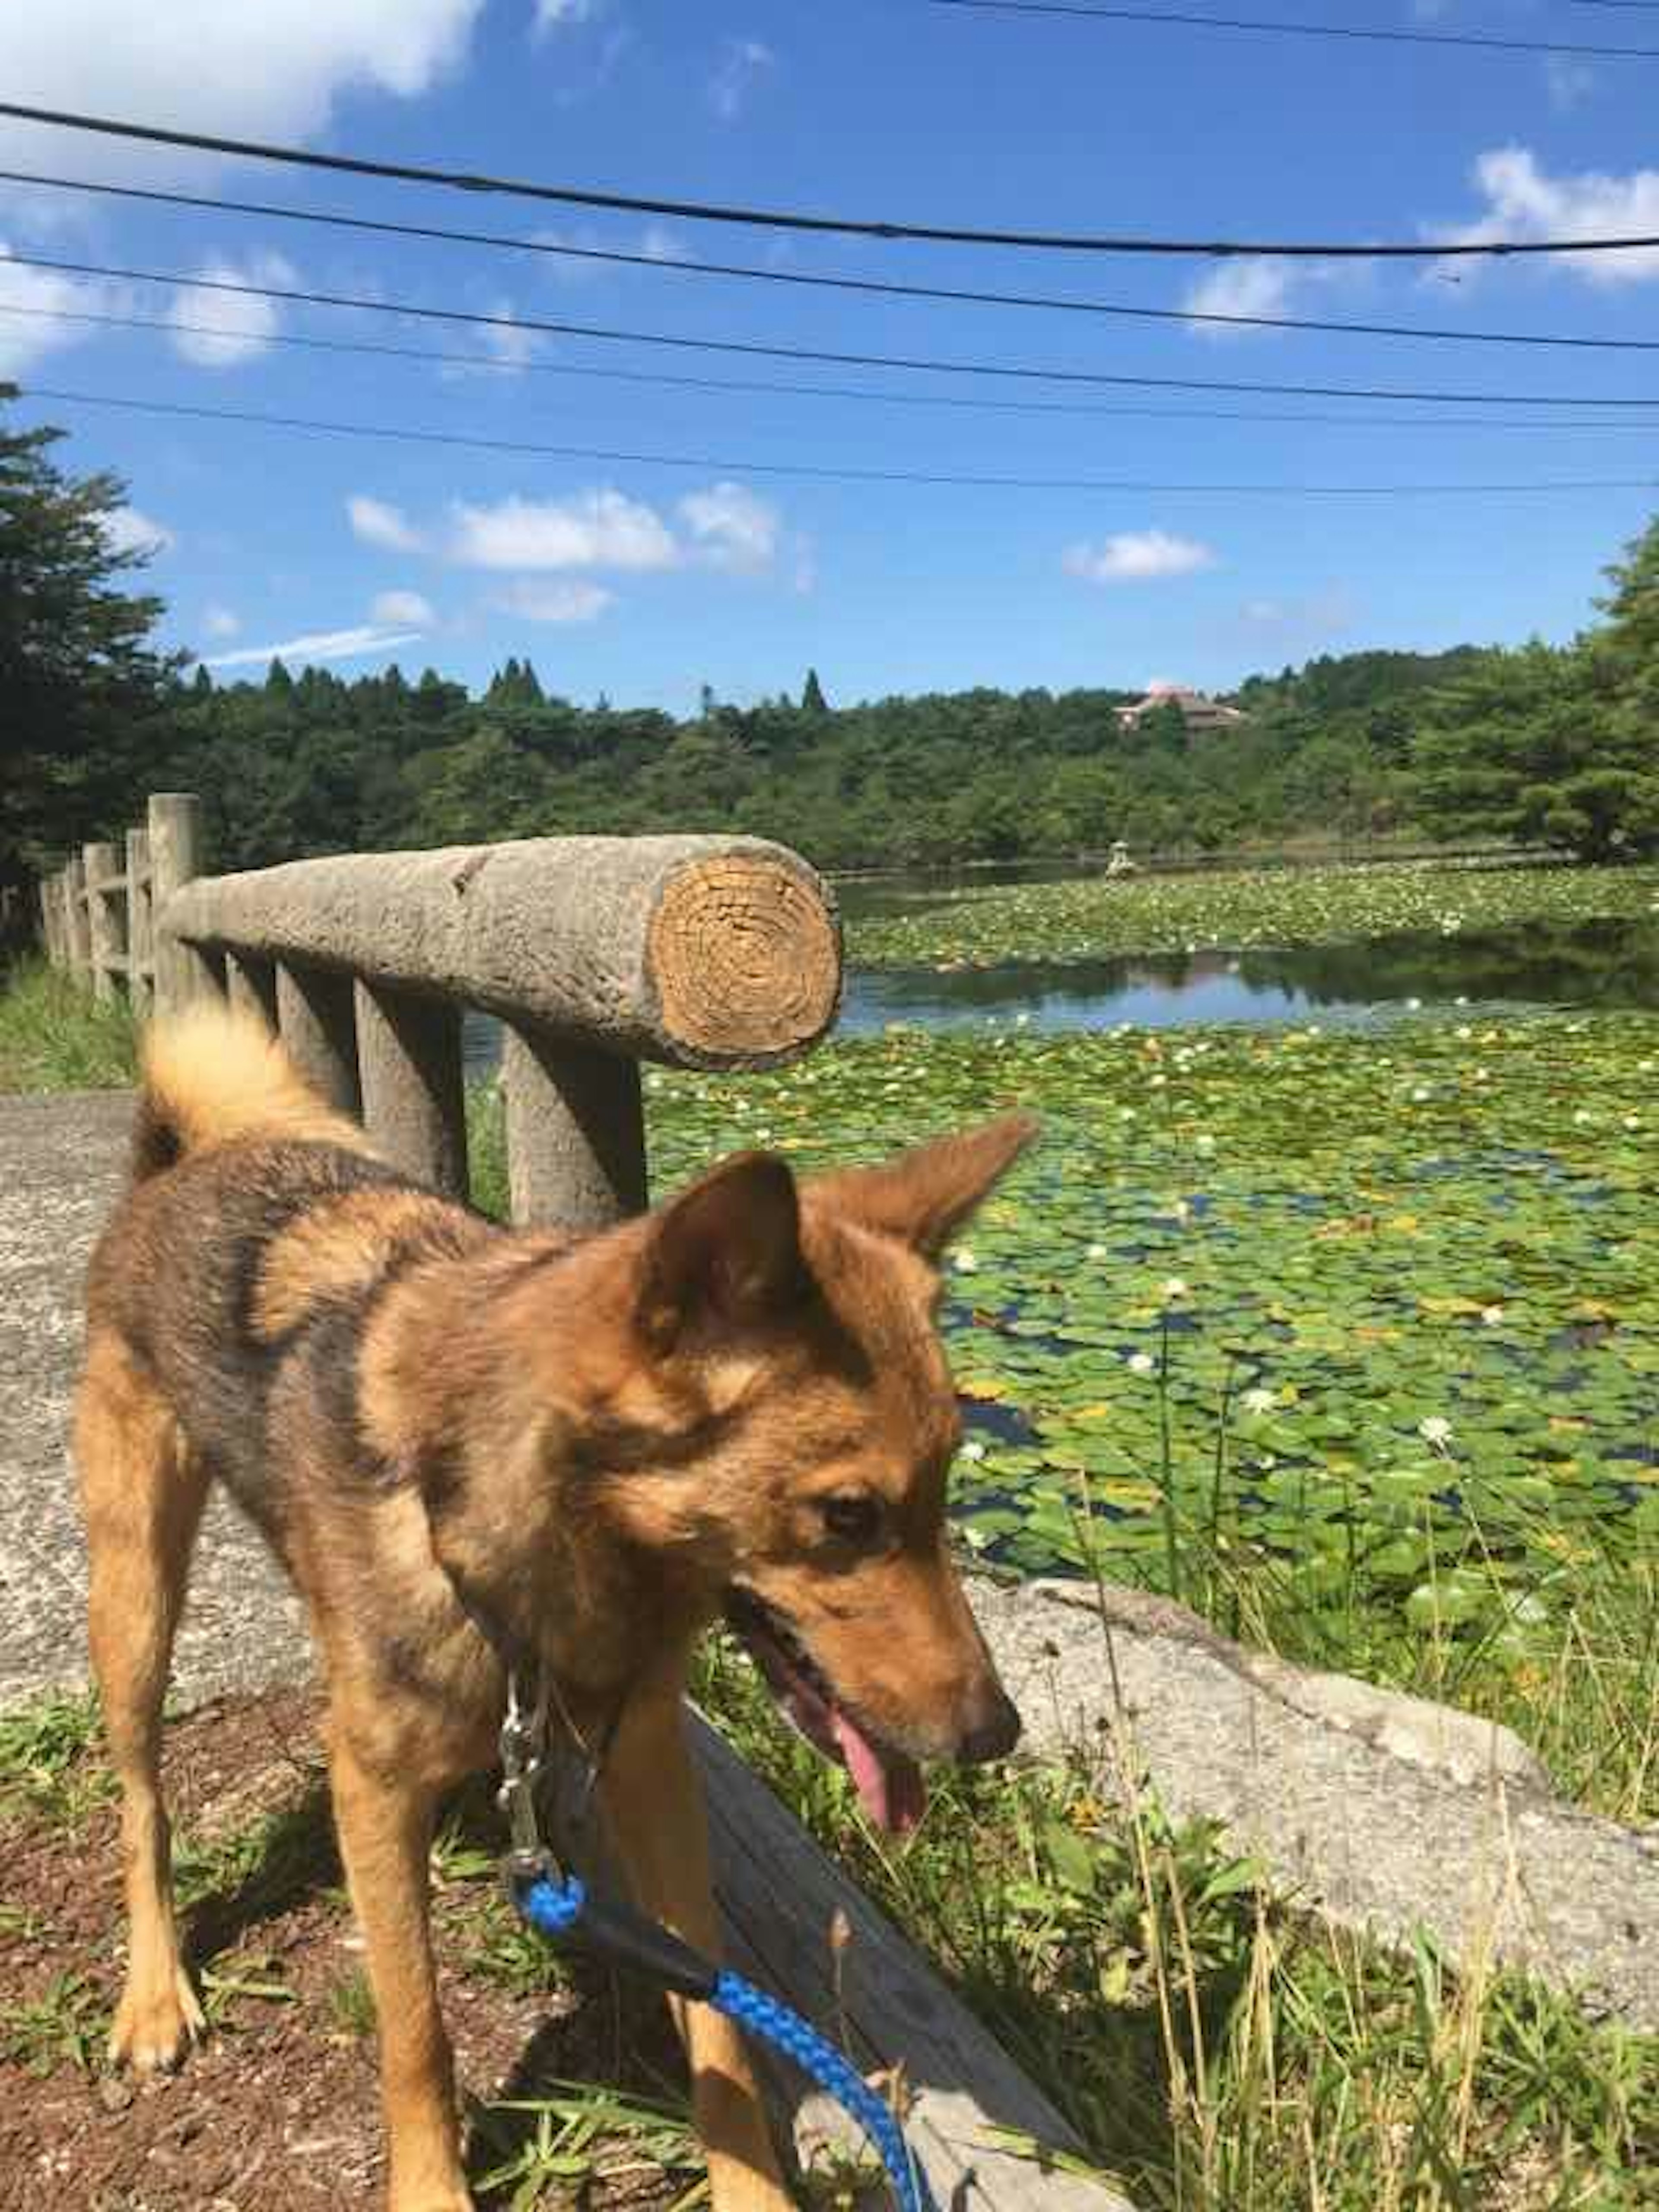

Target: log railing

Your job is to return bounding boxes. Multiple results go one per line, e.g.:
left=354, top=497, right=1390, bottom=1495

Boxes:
left=39, top=793, right=843, bottom=1227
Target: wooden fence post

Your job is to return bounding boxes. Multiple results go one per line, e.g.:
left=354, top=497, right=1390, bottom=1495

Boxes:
left=354, top=982, right=468, bottom=1197
left=149, top=792, right=214, bottom=1012
left=38, top=877, right=60, bottom=968
left=82, top=841, right=120, bottom=1003
left=501, top=1023, right=647, bottom=1228
left=275, top=962, right=361, bottom=1116
left=63, top=854, right=91, bottom=982
left=125, top=828, right=153, bottom=1017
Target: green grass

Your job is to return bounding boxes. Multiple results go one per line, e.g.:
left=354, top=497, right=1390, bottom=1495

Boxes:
left=846, top=858, right=1659, bottom=969
left=0, top=957, right=137, bottom=1090
left=696, top=1637, right=1659, bottom=2212
left=0, top=1972, right=109, bottom=2077
left=469, top=2083, right=705, bottom=2212
left=0, top=1689, right=115, bottom=1830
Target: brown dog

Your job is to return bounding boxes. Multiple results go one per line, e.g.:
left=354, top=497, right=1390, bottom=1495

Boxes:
left=76, top=1005, right=1031, bottom=2211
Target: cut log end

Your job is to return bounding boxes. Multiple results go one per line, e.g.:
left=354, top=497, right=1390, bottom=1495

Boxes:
left=648, top=853, right=841, bottom=1064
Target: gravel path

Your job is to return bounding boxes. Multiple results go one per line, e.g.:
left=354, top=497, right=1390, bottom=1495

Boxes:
left=0, top=1089, right=308, bottom=1707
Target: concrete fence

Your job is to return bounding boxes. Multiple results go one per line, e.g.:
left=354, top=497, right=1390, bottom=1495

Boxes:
left=39, top=792, right=844, bottom=1227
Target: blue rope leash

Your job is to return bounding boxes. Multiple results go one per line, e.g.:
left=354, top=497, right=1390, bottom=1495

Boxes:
left=515, top=1867, right=937, bottom=2212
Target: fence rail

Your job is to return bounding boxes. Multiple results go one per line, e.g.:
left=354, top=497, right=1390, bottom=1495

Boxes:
left=39, top=793, right=843, bottom=1228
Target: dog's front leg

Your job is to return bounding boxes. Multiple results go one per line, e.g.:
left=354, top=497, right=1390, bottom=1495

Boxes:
left=601, top=1691, right=795, bottom=2212
left=331, top=1738, right=471, bottom=2212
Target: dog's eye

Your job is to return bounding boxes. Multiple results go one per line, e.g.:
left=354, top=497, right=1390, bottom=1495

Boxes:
left=818, top=1493, right=882, bottom=1546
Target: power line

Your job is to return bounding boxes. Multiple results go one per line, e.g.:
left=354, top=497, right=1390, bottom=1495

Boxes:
left=20, top=381, right=1659, bottom=496
left=922, top=0, right=1659, bottom=58
left=13, top=250, right=1659, bottom=410
left=11, top=298, right=1659, bottom=432
left=8, top=168, right=1659, bottom=355
left=3, top=99, right=1659, bottom=262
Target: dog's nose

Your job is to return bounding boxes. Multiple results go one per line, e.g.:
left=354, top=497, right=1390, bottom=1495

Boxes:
left=956, top=1685, right=1021, bottom=1765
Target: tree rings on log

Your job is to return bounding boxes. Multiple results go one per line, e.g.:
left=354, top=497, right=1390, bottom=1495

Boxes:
left=649, top=853, right=841, bottom=1063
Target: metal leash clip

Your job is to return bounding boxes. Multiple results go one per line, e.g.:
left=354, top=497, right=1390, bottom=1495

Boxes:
left=497, top=1670, right=550, bottom=1877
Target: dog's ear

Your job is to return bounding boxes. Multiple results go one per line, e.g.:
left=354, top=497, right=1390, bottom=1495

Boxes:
left=810, top=1113, right=1038, bottom=1260
left=636, top=1151, right=809, bottom=1353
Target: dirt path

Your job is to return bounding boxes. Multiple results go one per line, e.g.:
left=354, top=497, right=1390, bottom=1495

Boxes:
left=0, top=1090, right=308, bottom=1709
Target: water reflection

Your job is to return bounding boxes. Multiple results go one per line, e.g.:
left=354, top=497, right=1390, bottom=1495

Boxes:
left=462, top=916, right=1659, bottom=1072
left=843, top=918, right=1659, bottom=1035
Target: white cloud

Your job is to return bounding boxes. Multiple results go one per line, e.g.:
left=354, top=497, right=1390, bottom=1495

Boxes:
left=350, top=481, right=792, bottom=592
left=1238, top=586, right=1357, bottom=640
left=678, top=482, right=780, bottom=573
left=477, top=305, right=541, bottom=372
left=348, top=495, right=427, bottom=554
left=448, top=489, right=679, bottom=571
left=494, top=578, right=614, bottom=623
left=0, top=242, right=115, bottom=375
left=169, top=253, right=294, bottom=367
left=532, top=219, right=689, bottom=285
left=204, top=625, right=423, bottom=671
left=638, top=222, right=687, bottom=264
left=103, top=506, right=174, bottom=558
left=1435, top=146, right=1659, bottom=287
left=709, top=37, right=775, bottom=122
left=372, top=589, right=435, bottom=627
left=1543, top=57, right=1597, bottom=114
left=1182, top=257, right=1298, bottom=332
left=1064, top=531, right=1217, bottom=584
left=201, top=604, right=242, bottom=639
left=535, top=0, right=598, bottom=25
left=0, top=4, right=484, bottom=183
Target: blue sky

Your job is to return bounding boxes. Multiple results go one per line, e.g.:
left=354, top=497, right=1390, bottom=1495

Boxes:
left=4, top=0, right=1659, bottom=712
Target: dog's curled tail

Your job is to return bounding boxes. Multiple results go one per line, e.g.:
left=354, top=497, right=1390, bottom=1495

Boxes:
left=132, top=1003, right=371, bottom=1182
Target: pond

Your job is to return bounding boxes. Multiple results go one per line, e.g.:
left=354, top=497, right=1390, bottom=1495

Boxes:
left=840, top=916, right=1659, bottom=1033
left=462, top=915, right=1659, bottom=1070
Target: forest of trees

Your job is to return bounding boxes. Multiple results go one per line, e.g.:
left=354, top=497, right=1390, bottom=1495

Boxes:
left=5, top=385, right=1657, bottom=897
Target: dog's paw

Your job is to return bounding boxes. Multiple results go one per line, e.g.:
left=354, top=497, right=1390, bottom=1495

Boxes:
left=107, top=1964, right=206, bottom=2075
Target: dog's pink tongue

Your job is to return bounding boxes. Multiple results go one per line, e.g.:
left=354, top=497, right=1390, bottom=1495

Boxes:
left=831, top=1708, right=927, bottom=1835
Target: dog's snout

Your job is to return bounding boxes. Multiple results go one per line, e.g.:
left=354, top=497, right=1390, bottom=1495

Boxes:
left=956, top=1684, right=1021, bottom=1765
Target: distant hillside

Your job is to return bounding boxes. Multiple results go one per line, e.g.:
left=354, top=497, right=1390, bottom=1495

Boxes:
left=113, top=645, right=1504, bottom=875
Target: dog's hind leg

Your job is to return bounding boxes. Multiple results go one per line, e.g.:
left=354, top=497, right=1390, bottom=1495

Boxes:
left=77, top=1328, right=211, bottom=2073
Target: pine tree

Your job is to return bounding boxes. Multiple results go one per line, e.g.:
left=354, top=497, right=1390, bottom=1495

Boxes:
left=0, top=385, right=181, bottom=895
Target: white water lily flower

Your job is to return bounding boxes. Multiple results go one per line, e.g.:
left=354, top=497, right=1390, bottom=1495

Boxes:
left=1455, top=1026, right=1473, bottom=1042
left=952, top=1249, right=978, bottom=1274
left=959, top=1438, right=988, bottom=1463
left=1127, top=1351, right=1157, bottom=1376
left=1149, top=1072, right=1168, bottom=1089
left=1241, top=1386, right=1277, bottom=1416
left=1624, top=1114, right=1642, bottom=1131
left=1418, top=1415, right=1455, bottom=1448
left=1160, top=1277, right=1191, bottom=1301
left=1406, top=997, right=1422, bottom=1011
left=1412, top=1087, right=1431, bottom=1103
left=1481, top=1305, right=1505, bottom=1327
left=1194, top=1134, right=1217, bottom=1157
left=1119, top=1106, right=1137, bottom=1121
left=1573, top=1109, right=1593, bottom=1127
left=1087, top=1242, right=1109, bottom=1261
